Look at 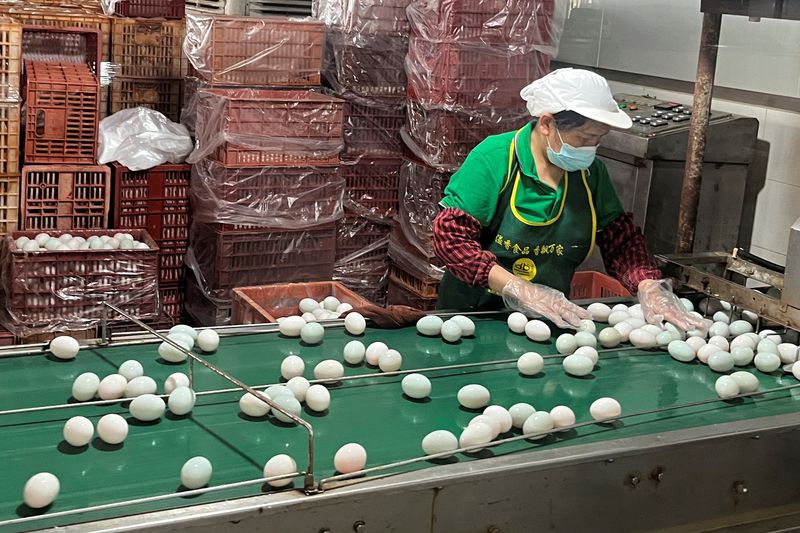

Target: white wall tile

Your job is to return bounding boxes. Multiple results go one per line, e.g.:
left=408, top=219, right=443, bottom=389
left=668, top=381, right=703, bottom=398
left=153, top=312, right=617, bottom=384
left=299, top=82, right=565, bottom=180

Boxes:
left=751, top=179, right=800, bottom=255
left=760, top=109, right=800, bottom=187
left=558, top=3, right=603, bottom=66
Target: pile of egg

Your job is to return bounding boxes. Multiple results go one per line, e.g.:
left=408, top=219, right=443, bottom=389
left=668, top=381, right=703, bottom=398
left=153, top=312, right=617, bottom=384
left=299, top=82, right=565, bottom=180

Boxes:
left=278, top=297, right=364, bottom=344
left=158, top=325, right=220, bottom=362
left=416, top=314, right=475, bottom=343
left=15, top=233, right=150, bottom=252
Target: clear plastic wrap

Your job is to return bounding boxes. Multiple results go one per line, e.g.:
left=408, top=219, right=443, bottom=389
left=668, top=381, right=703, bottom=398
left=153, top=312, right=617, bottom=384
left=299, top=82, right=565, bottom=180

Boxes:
left=317, top=0, right=412, bottom=35
left=342, top=92, right=405, bottom=158
left=0, top=229, right=160, bottom=337
left=406, top=36, right=551, bottom=111
left=401, top=100, right=529, bottom=170
left=334, top=215, right=391, bottom=287
left=0, top=17, right=21, bottom=103
left=398, top=158, right=452, bottom=258
left=388, top=224, right=444, bottom=281
left=324, top=31, right=408, bottom=97
left=406, top=0, right=566, bottom=56
left=190, top=158, right=345, bottom=228
left=341, top=158, right=401, bottom=220
left=187, top=88, right=345, bottom=167
left=179, top=76, right=203, bottom=135
left=183, top=13, right=324, bottom=86
left=98, top=107, right=193, bottom=171
left=185, top=220, right=338, bottom=301
left=387, top=278, right=436, bottom=310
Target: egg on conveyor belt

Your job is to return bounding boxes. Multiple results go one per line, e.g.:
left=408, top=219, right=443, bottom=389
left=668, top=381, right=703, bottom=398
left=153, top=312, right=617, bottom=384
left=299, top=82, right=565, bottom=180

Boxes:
left=517, top=352, right=544, bottom=376
left=509, top=403, right=536, bottom=429
left=344, top=312, right=366, bottom=335
left=334, top=443, right=367, bottom=474
left=271, top=395, right=302, bottom=424
left=457, top=384, right=491, bottom=410
left=450, top=315, right=476, bottom=337
left=125, top=376, right=157, bottom=398
left=49, top=335, right=80, bottom=360
left=300, top=323, right=325, bottom=345
left=263, top=454, right=297, bottom=488
left=507, top=312, right=528, bottom=334
left=522, top=411, right=554, bottom=440
left=72, top=372, right=100, bottom=401
left=314, top=360, right=345, bottom=380
left=379, top=350, right=403, bottom=372
left=343, top=340, right=366, bottom=365
left=196, top=329, right=220, bottom=352
left=63, top=416, right=94, bottom=447
left=181, top=456, right=212, bottom=490
left=440, top=320, right=463, bottom=343
left=421, top=430, right=458, bottom=457
left=96, top=414, right=129, bottom=444
left=118, top=360, right=144, bottom=381
left=286, top=377, right=310, bottom=402
left=168, top=387, right=196, bottom=415
left=164, top=372, right=190, bottom=394
left=524, top=320, right=550, bottom=342
left=23, top=472, right=60, bottom=509
left=416, top=315, right=444, bottom=337
left=401, top=373, right=431, bottom=399
left=589, top=397, right=621, bottom=422
left=305, top=384, right=331, bottom=412
left=129, top=394, right=166, bottom=422
left=280, top=355, right=305, bottom=380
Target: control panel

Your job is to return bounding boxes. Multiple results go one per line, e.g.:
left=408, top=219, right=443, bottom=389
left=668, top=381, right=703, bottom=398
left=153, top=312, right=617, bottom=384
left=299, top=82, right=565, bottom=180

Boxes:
left=614, top=93, right=731, bottom=137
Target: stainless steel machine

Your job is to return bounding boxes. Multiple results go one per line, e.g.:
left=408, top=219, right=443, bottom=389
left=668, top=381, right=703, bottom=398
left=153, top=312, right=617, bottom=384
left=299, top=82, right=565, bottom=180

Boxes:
left=598, top=93, right=759, bottom=255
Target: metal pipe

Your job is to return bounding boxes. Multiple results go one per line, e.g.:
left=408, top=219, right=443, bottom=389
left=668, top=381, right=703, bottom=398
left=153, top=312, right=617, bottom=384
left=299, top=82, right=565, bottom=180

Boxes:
left=676, top=11, right=722, bottom=253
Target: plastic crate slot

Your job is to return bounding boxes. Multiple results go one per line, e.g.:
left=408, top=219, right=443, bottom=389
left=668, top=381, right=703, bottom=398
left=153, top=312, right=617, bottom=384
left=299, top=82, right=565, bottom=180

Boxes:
left=21, top=165, right=110, bottom=230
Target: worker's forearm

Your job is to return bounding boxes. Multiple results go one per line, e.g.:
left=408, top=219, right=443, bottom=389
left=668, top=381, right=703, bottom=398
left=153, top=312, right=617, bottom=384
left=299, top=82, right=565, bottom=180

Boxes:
left=488, top=264, right=515, bottom=294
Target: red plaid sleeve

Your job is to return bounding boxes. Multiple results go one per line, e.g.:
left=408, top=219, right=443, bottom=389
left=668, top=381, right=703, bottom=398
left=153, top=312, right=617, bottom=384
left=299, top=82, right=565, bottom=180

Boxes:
left=433, top=207, right=497, bottom=288
left=598, top=212, right=662, bottom=294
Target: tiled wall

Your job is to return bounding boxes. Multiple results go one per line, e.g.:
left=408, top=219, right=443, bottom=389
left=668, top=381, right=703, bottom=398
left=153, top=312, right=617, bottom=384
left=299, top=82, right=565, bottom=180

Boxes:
left=557, top=0, right=800, bottom=265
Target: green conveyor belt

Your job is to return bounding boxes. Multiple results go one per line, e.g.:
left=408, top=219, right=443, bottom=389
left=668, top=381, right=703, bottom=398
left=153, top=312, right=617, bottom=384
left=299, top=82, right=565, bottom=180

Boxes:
left=1, top=315, right=799, bottom=531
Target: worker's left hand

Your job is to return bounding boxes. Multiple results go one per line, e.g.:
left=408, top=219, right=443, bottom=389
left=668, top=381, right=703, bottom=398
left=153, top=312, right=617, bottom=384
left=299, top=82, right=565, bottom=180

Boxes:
left=638, top=278, right=711, bottom=332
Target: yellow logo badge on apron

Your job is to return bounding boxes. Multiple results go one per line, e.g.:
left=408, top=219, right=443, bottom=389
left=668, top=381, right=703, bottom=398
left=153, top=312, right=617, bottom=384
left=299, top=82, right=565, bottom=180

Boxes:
left=512, top=257, right=537, bottom=281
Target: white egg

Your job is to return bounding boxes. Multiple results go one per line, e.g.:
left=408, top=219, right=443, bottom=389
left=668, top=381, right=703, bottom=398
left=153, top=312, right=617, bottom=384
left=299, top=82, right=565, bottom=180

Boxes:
left=697, top=343, right=721, bottom=364
left=271, top=395, right=302, bottom=423
left=416, top=315, right=444, bottom=336
left=158, top=338, right=191, bottom=363
left=759, top=329, right=782, bottom=343
left=459, top=422, right=494, bottom=450
left=63, top=416, right=94, bottom=447
left=577, top=319, right=597, bottom=335
left=715, top=375, right=740, bottom=399
left=613, top=322, right=634, bottom=342
left=49, top=335, right=80, bottom=360
left=562, top=354, right=594, bottom=377
left=611, top=303, right=629, bottom=313
left=286, top=376, right=310, bottom=402
left=196, top=329, right=220, bottom=352
left=305, top=384, right=331, bottom=412
left=509, top=403, right=536, bottom=429
left=624, top=317, right=646, bottom=330
left=97, top=413, right=128, bottom=444
left=525, top=320, right=551, bottom=342
left=550, top=405, right=576, bottom=429
left=14, top=236, right=29, bottom=248
left=470, top=415, right=501, bottom=439
left=23, top=240, right=40, bottom=251
left=441, top=320, right=463, bottom=343
left=279, top=316, right=306, bottom=337
left=302, top=312, right=317, bottom=323
left=507, top=312, right=528, bottom=334
left=118, top=360, right=144, bottom=381
left=379, top=349, right=403, bottom=372
left=98, top=374, right=127, bottom=400
left=300, top=322, right=325, bottom=345
left=574, top=346, right=599, bottom=364
left=343, top=340, right=366, bottom=365
left=72, top=372, right=100, bottom=401
left=589, top=397, right=621, bottom=422
left=731, top=346, right=755, bottom=366
left=421, top=430, right=458, bottom=457
left=129, top=394, right=166, bottom=421
left=181, top=456, right=212, bottom=489
left=730, top=371, right=759, bottom=394
left=299, top=298, right=319, bottom=313
left=125, top=376, right=157, bottom=397
left=656, top=331, right=680, bottom=347
left=311, top=308, right=325, bottom=318
left=679, top=298, right=694, bottom=312
left=629, top=329, right=657, bottom=349
left=169, top=324, right=198, bottom=340
left=334, top=443, right=367, bottom=473
left=685, top=336, right=707, bottom=353
left=757, top=339, right=779, bottom=355
left=34, top=232, right=50, bottom=245
left=164, top=372, right=190, bottom=394
left=451, top=315, right=476, bottom=336
left=322, top=296, right=341, bottom=311
left=344, top=312, right=366, bottom=336
left=754, top=352, right=781, bottom=373
left=628, top=305, right=644, bottom=319
left=641, top=324, right=663, bottom=336
left=240, top=392, right=271, bottom=417
left=23, top=472, right=60, bottom=509
left=574, top=331, right=597, bottom=349
left=168, top=387, right=196, bottom=415
left=555, top=333, right=577, bottom=355
left=457, top=384, right=490, bottom=409
left=712, top=311, right=730, bottom=324
left=792, top=361, right=800, bottom=380
left=778, top=343, right=799, bottom=364
left=483, top=405, right=513, bottom=433
left=587, top=302, right=612, bottom=322
left=281, top=355, right=305, bottom=380
left=365, top=342, right=388, bottom=366
left=314, top=359, right=345, bottom=380
left=522, top=411, right=554, bottom=440
left=517, top=352, right=544, bottom=376
left=166, top=332, right=195, bottom=351
left=728, top=320, right=753, bottom=336
left=401, top=373, right=431, bottom=399
left=708, top=322, right=730, bottom=338
left=44, top=238, right=62, bottom=250
left=668, top=340, right=696, bottom=362
left=707, top=336, right=729, bottom=351
left=708, top=351, right=734, bottom=372
left=265, top=385, right=294, bottom=400
left=598, top=327, right=622, bottom=348
left=263, top=454, right=297, bottom=487
left=607, top=311, right=630, bottom=326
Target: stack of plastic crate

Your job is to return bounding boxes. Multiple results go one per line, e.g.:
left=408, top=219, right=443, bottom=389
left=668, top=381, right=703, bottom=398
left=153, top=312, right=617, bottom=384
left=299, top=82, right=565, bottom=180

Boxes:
left=183, top=15, right=346, bottom=326
left=109, top=9, right=187, bottom=122
left=0, top=18, right=21, bottom=243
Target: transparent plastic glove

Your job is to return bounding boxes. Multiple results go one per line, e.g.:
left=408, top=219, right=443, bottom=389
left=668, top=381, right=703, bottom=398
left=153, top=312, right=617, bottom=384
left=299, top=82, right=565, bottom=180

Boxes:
left=638, top=279, right=711, bottom=331
left=501, top=277, right=591, bottom=329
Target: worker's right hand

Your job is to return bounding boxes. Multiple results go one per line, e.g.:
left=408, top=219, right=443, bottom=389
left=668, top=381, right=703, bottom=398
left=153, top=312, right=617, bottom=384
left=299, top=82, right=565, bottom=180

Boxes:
left=501, top=277, right=591, bottom=329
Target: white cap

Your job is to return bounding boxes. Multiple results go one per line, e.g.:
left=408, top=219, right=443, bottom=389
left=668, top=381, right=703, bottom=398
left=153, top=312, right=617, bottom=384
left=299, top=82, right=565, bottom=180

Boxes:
left=520, top=68, right=632, bottom=129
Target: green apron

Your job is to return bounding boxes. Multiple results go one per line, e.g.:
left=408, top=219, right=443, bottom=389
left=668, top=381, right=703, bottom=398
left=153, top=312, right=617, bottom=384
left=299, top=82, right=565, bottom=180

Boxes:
left=437, top=128, right=597, bottom=311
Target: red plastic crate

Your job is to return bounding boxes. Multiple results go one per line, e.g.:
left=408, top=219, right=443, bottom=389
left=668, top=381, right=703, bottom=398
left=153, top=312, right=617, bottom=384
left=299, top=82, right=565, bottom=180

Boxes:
left=325, top=0, right=411, bottom=34
left=7, top=228, right=159, bottom=326
left=387, top=278, right=437, bottom=310
left=0, top=18, right=21, bottom=102
left=186, top=15, right=323, bottom=86
left=160, top=284, right=184, bottom=322
left=343, top=94, right=405, bottom=158
left=389, top=263, right=438, bottom=298
left=341, top=159, right=400, bottom=220
left=570, top=271, right=631, bottom=300
left=407, top=39, right=551, bottom=109
left=189, top=221, right=337, bottom=298
left=24, top=61, right=99, bottom=165
left=110, top=78, right=183, bottom=122
left=6, top=8, right=111, bottom=62
left=117, top=0, right=185, bottom=19
left=336, top=214, right=391, bottom=262
left=111, top=18, right=186, bottom=79
left=22, top=25, right=102, bottom=76
left=21, top=165, right=110, bottom=230
left=196, top=89, right=344, bottom=167
left=325, top=32, right=408, bottom=97
left=0, top=174, right=19, bottom=237
left=158, top=240, right=187, bottom=285
left=0, top=103, right=20, bottom=175
left=190, top=160, right=344, bottom=225
left=404, top=100, right=529, bottom=168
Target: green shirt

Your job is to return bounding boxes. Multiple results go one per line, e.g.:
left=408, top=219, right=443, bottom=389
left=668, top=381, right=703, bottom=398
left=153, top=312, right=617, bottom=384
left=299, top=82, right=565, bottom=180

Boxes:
left=440, top=122, right=624, bottom=230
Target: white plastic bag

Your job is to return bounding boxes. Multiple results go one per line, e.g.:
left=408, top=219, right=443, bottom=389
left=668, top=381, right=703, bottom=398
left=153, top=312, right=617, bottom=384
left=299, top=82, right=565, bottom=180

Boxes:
left=97, top=107, right=193, bottom=171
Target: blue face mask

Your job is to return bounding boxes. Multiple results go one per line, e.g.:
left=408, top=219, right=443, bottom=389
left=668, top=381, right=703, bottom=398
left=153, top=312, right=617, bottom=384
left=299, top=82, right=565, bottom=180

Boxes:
left=546, top=129, right=598, bottom=172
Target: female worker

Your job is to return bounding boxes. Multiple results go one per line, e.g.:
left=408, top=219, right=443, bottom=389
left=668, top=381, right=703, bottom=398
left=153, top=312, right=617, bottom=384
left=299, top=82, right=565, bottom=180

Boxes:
left=433, top=68, right=706, bottom=331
